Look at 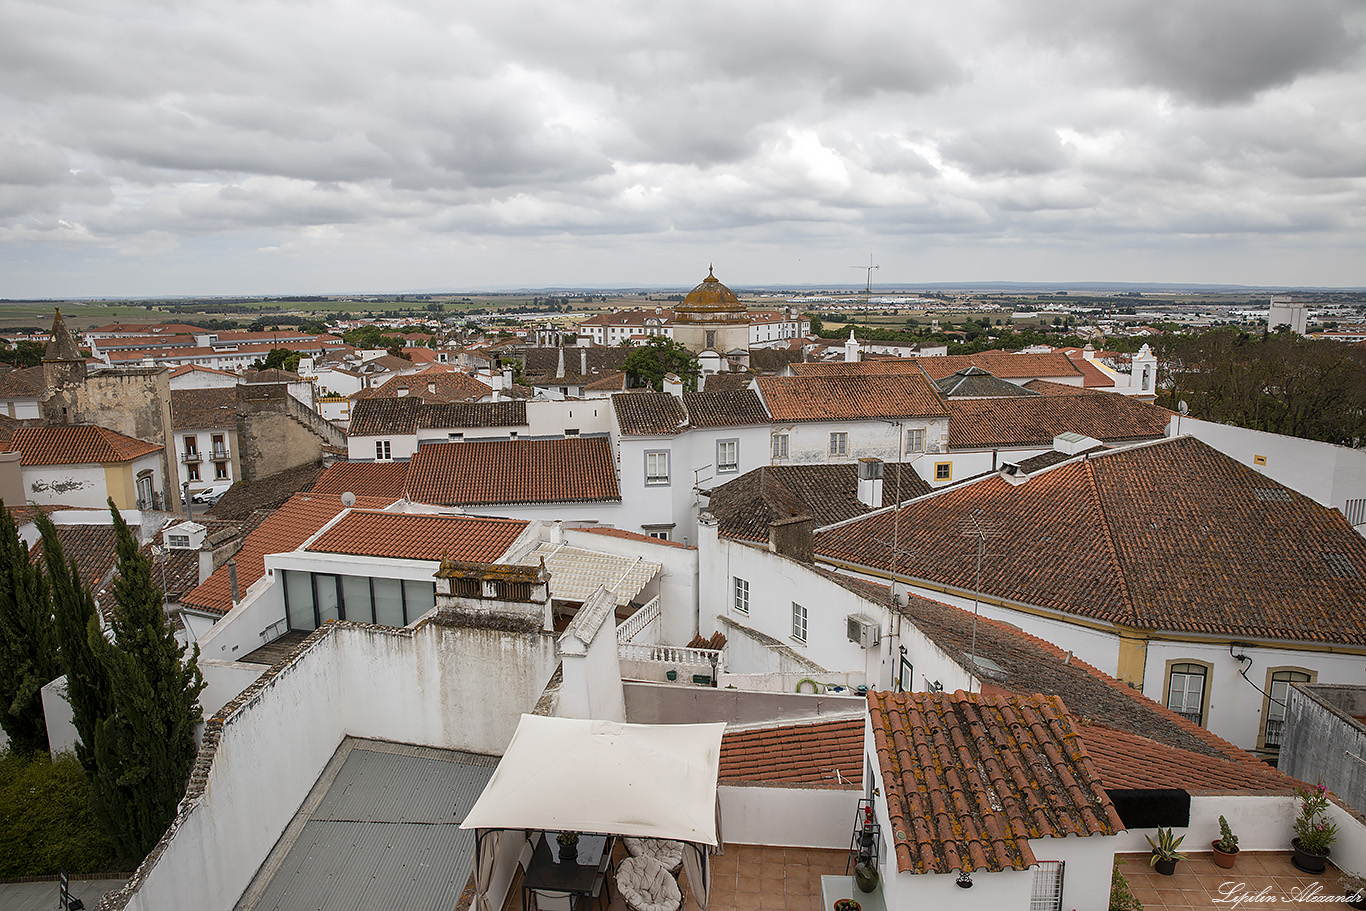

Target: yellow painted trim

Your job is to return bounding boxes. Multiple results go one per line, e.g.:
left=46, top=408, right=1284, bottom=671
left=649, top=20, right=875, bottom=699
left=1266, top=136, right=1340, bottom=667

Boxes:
left=1116, top=634, right=1149, bottom=689
left=103, top=463, right=135, bottom=509
left=934, top=461, right=953, bottom=482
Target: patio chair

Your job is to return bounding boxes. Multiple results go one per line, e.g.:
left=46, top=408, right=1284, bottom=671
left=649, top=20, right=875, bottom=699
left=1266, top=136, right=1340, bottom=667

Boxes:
left=616, top=855, right=682, bottom=911
left=623, top=837, right=684, bottom=874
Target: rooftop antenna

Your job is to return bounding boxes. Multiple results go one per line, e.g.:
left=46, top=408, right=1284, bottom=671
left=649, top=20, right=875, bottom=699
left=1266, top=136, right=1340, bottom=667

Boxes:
left=850, top=253, right=879, bottom=294
left=959, top=511, right=1003, bottom=692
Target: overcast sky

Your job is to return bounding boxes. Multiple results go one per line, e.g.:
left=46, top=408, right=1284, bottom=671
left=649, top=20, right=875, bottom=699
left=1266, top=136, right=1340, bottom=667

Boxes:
left=2, top=0, right=1364, bottom=297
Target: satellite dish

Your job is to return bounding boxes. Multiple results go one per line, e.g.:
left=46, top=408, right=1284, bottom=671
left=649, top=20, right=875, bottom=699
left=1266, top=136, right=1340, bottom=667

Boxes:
left=1178, top=401, right=1189, bottom=415
left=340, top=492, right=356, bottom=507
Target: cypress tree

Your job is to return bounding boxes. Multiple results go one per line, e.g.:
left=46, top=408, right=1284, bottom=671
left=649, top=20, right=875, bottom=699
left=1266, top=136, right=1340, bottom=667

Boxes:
left=86, top=503, right=206, bottom=865
left=0, top=501, right=59, bottom=754
left=39, top=512, right=109, bottom=779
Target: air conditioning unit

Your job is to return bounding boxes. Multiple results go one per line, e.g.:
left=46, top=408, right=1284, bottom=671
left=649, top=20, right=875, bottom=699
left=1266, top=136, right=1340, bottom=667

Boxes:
left=847, top=614, right=881, bottom=649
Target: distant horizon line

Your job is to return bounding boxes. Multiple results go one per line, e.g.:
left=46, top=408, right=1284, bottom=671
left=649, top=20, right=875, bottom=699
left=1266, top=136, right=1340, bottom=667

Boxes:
left=6, top=279, right=1365, bottom=303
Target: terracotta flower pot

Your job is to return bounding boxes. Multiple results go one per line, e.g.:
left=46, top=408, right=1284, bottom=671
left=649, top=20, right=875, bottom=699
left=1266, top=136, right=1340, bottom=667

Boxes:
left=1212, top=843, right=1238, bottom=869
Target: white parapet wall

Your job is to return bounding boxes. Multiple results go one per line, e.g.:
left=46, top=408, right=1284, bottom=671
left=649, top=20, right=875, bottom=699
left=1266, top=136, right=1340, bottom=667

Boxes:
left=99, top=611, right=560, bottom=911
left=719, top=784, right=860, bottom=850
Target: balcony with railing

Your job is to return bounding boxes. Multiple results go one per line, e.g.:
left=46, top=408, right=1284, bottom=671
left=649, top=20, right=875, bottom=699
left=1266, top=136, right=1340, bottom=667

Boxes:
left=1174, top=709, right=1203, bottom=725
left=1265, top=717, right=1285, bottom=748
left=182, top=450, right=202, bottom=463
left=212, top=447, right=230, bottom=461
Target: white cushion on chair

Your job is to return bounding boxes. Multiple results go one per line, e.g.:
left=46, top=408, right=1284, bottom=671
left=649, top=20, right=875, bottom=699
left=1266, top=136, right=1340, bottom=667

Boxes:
left=616, top=855, right=682, bottom=911
left=623, top=837, right=684, bottom=872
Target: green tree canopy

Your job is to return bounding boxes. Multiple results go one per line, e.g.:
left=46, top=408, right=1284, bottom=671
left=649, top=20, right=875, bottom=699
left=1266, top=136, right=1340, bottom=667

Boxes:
left=0, top=503, right=59, bottom=754
left=250, top=347, right=302, bottom=373
left=85, top=504, right=206, bottom=866
left=622, top=336, right=701, bottom=392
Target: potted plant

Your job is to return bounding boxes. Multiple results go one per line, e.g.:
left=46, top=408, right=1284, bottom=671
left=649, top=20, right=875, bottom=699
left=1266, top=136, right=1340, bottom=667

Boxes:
left=1212, top=816, right=1239, bottom=869
left=1339, top=873, right=1366, bottom=910
left=1292, top=785, right=1338, bottom=873
left=1146, top=827, right=1187, bottom=876
left=556, top=831, right=580, bottom=864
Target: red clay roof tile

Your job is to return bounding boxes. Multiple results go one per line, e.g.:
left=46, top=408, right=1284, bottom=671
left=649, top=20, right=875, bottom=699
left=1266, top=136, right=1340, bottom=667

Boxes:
left=756, top=374, right=948, bottom=422
left=405, top=437, right=619, bottom=506
left=8, top=425, right=162, bottom=465
left=719, top=718, right=863, bottom=788
left=870, top=690, right=1122, bottom=875
left=305, top=511, right=527, bottom=562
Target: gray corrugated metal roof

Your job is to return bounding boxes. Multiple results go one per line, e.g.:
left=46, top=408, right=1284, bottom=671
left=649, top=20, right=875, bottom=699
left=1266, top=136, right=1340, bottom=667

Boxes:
left=244, top=743, right=496, bottom=911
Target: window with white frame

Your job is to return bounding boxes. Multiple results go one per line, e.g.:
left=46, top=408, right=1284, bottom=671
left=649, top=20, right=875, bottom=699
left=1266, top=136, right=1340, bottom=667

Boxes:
left=1166, top=663, right=1207, bottom=726
left=1029, top=861, right=1065, bottom=911
left=645, top=450, right=670, bottom=485
left=906, top=428, right=926, bottom=453
left=792, top=602, right=807, bottom=642
left=376, top=440, right=392, bottom=461
left=186, top=463, right=200, bottom=481
left=1265, top=670, right=1312, bottom=748
left=717, top=439, right=739, bottom=472
left=214, top=462, right=229, bottom=480
left=733, top=577, right=749, bottom=614
left=771, top=433, right=789, bottom=460
left=829, top=432, right=848, bottom=457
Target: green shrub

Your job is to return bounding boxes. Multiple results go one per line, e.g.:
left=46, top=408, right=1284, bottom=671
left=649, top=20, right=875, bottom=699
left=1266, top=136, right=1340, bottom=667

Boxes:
left=0, top=748, right=118, bottom=876
left=1111, top=857, right=1144, bottom=911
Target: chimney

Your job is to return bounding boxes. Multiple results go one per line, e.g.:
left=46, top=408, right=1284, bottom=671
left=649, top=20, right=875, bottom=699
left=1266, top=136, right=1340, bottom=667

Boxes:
left=844, top=328, right=860, bottom=363
left=857, top=458, right=884, bottom=508
left=580, top=348, right=587, bottom=376
left=768, top=515, right=814, bottom=563
left=198, top=547, right=215, bottom=586
left=556, top=345, right=566, bottom=379
left=662, top=373, right=683, bottom=397
left=229, top=560, right=240, bottom=604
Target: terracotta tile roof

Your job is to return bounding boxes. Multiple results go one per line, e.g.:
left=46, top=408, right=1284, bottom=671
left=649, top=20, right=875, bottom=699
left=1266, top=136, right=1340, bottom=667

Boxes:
left=583, top=371, right=628, bottom=392
left=1083, top=726, right=1299, bottom=792
left=747, top=348, right=805, bottom=374
left=352, top=372, right=491, bottom=403
left=946, top=393, right=1170, bottom=449
left=305, top=511, right=527, bottom=562
left=182, top=492, right=398, bottom=615
left=7, top=425, right=162, bottom=465
left=719, top=719, right=863, bottom=788
left=757, top=374, right=948, bottom=422
left=895, top=591, right=1265, bottom=763
left=0, top=366, right=45, bottom=398
left=707, top=463, right=931, bottom=541
left=171, top=388, right=236, bottom=431
left=1012, top=445, right=1108, bottom=472
left=204, top=463, right=323, bottom=521
left=522, top=347, right=634, bottom=383
left=578, top=526, right=693, bottom=549
left=819, top=437, right=1366, bottom=646
left=0, top=413, right=18, bottom=444
left=1066, top=356, right=1116, bottom=388
left=788, top=360, right=923, bottom=376
left=698, top=373, right=754, bottom=392
left=310, top=461, right=409, bottom=499
left=348, top=397, right=425, bottom=436
left=914, top=352, right=1084, bottom=382
left=682, top=390, right=769, bottom=427
left=414, top=401, right=527, bottom=430
left=612, top=392, right=688, bottom=435
left=1023, top=379, right=1108, bottom=396
left=29, top=524, right=121, bottom=590
left=168, top=364, right=237, bottom=379
left=405, top=437, right=620, bottom=506
left=935, top=366, right=1038, bottom=398
left=869, top=690, right=1123, bottom=874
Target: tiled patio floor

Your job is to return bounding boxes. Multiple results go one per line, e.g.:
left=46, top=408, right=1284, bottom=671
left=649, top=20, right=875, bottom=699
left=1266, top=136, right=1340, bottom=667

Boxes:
left=500, top=843, right=849, bottom=911
left=1116, top=851, right=1350, bottom=910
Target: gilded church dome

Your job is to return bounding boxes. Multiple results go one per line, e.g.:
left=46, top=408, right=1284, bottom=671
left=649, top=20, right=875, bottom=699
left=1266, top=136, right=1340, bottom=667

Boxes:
left=674, top=266, right=747, bottom=324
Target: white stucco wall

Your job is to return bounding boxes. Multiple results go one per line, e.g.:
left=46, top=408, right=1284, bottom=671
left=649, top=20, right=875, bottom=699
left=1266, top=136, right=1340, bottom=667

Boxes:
left=117, top=617, right=560, bottom=911
left=346, top=432, right=419, bottom=462
left=767, top=418, right=949, bottom=468
left=719, top=785, right=859, bottom=849
left=525, top=400, right=612, bottom=437
left=1140, top=639, right=1366, bottom=751
left=23, top=463, right=109, bottom=508
left=197, top=660, right=267, bottom=718
left=702, top=532, right=891, bottom=685
left=168, top=369, right=238, bottom=391
left=563, top=528, right=698, bottom=646
left=1172, top=418, right=1366, bottom=519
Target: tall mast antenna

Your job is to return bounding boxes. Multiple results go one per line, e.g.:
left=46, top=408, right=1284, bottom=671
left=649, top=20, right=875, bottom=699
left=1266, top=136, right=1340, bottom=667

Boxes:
left=850, top=253, right=879, bottom=294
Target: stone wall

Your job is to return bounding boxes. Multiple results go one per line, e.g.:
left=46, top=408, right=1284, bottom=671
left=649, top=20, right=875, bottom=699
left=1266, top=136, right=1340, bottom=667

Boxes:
left=1281, top=683, right=1366, bottom=815
left=42, top=365, right=182, bottom=511
left=234, top=384, right=326, bottom=481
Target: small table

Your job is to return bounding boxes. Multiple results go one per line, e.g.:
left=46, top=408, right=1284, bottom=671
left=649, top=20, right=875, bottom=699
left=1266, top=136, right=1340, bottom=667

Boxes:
left=522, top=833, right=613, bottom=911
